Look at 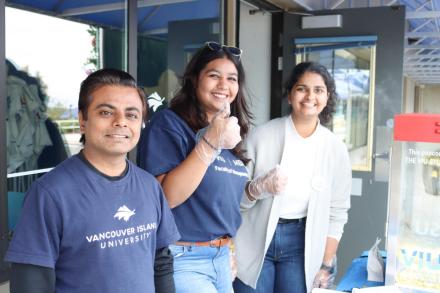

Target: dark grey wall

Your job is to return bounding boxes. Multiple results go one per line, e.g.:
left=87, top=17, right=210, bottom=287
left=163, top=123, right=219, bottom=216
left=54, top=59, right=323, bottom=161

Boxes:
left=0, top=0, right=9, bottom=283
left=278, top=6, right=405, bottom=282
left=281, top=6, right=405, bottom=120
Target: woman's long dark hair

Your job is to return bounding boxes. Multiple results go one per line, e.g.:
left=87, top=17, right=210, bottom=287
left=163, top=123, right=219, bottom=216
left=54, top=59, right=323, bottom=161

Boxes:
left=284, top=62, right=337, bottom=126
left=170, top=44, right=252, bottom=163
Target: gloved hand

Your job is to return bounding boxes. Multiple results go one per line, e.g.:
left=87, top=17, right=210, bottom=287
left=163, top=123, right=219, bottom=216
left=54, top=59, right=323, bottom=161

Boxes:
left=312, top=256, right=337, bottom=289
left=195, top=102, right=241, bottom=165
left=247, top=166, right=288, bottom=200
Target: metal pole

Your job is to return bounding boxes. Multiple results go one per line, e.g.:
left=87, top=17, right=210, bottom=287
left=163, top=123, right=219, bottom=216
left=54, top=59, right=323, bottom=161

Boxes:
left=0, top=0, right=10, bottom=283
left=127, top=0, right=138, bottom=163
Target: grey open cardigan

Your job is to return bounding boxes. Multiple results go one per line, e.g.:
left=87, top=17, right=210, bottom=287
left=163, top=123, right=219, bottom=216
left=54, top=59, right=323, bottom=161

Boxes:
left=234, top=116, right=351, bottom=292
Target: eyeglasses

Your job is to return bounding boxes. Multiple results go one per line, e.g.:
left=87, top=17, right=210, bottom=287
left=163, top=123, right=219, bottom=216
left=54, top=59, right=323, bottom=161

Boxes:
left=205, top=41, right=242, bottom=58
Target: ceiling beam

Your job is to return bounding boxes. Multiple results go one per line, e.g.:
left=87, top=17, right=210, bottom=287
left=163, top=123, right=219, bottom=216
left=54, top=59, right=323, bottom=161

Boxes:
left=404, top=70, right=440, bottom=73
left=412, top=19, right=433, bottom=32
left=404, top=61, right=440, bottom=65
left=415, top=0, right=432, bottom=11
left=61, top=0, right=194, bottom=16
left=406, top=32, right=440, bottom=38
left=405, top=67, right=440, bottom=69
left=405, top=44, right=440, bottom=49
left=330, top=0, right=345, bottom=9
left=405, top=54, right=440, bottom=60
left=138, top=6, right=161, bottom=29
left=406, top=10, right=440, bottom=19
left=292, top=0, right=314, bottom=11
left=405, top=71, right=440, bottom=74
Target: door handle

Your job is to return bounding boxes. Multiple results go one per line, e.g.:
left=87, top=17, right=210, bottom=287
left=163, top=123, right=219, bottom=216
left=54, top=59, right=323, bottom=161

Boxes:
left=373, top=152, right=389, bottom=160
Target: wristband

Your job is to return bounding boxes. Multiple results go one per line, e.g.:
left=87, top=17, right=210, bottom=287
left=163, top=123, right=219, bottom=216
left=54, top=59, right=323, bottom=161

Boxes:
left=201, top=136, right=221, bottom=160
left=202, top=136, right=219, bottom=151
left=320, top=263, right=335, bottom=274
left=246, top=182, right=257, bottom=201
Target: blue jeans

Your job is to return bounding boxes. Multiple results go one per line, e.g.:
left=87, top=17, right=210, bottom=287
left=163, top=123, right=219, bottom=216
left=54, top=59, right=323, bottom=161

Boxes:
left=233, top=219, right=307, bottom=293
left=169, top=244, right=232, bottom=293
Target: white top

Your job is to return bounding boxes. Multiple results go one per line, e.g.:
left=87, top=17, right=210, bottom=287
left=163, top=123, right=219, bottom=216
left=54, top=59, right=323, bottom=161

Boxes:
left=235, top=116, right=351, bottom=292
left=279, top=116, right=319, bottom=219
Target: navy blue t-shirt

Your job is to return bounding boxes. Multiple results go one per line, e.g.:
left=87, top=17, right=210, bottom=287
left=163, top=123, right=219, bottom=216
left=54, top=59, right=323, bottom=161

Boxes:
left=5, top=155, right=180, bottom=293
left=138, top=109, right=248, bottom=241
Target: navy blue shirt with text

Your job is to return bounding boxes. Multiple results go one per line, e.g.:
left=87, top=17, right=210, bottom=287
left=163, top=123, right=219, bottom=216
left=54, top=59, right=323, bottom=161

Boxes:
left=5, top=155, right=180, bottom=293
left=138, top=109, right=248, bottom=242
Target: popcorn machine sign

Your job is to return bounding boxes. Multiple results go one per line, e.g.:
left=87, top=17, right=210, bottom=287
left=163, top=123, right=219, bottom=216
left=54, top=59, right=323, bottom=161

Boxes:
left=397, top=246, right=440, bottom=291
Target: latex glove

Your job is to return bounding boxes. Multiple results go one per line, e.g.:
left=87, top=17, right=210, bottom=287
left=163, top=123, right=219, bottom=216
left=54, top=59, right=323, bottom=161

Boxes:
left=312, top=257, right=337, bottom=289
left=247, top=166, right=288, bottom=200
left=195, top=102, right=241, bottom=165
left=205, top=101, right=241, bottom=150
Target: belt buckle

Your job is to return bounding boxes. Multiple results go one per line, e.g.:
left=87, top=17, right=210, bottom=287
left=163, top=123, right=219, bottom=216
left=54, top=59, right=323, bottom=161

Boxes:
left=210, top=238, right=219, bottom=247
left=210, top=236, right=227, bottom=247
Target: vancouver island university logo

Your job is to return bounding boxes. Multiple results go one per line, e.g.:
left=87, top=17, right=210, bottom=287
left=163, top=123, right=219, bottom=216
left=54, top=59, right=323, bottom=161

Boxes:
left=85, top=204, right=157, bottom=249
left=114, top=205, right=136, bottom=222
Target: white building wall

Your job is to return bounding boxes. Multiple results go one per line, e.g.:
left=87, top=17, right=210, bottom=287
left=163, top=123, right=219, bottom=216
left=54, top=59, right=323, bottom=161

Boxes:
left=0, top=282, right=9, bottom=293
left=420, top=85, right=440, bottom=113
left=239, top=1, right=272, bottom=126
left=403, top=77, right=416, bottom=113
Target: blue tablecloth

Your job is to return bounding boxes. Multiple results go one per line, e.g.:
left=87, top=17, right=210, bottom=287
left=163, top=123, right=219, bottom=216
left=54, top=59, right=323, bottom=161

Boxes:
left=336, top=251, right=386, bottom=292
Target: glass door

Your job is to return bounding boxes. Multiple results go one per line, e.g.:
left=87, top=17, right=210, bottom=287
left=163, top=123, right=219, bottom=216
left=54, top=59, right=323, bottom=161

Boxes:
left=295, top=36, right=377, bottom=171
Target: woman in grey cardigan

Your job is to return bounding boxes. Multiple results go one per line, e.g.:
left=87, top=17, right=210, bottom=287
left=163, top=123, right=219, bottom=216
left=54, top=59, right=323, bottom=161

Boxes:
left=233, top=62, right=351, bottom=293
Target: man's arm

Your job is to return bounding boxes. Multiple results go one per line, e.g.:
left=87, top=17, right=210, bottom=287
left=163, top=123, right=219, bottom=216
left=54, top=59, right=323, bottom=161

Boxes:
left=10, top=263, right=55, bottom=293
left=154, top=247, right=175, bottom=293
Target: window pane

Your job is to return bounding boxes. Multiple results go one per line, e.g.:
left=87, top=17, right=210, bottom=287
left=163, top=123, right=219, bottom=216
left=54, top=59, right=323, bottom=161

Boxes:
left=136, top=0, right=222, bottom=115
left=5, top=1, right=127, bottom=237
left=295, top=39, right=376, bottom=171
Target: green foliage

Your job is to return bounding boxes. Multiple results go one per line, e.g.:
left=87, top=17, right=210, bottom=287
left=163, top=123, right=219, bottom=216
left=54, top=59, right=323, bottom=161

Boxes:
left=47, top=102, right=68, bottom=120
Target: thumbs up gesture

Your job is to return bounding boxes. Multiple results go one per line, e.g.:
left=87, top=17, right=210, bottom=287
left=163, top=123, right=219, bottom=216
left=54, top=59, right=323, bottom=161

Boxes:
left=194, top=102, right=242, bottom=165
left=207, top=102, right=241, bottom=150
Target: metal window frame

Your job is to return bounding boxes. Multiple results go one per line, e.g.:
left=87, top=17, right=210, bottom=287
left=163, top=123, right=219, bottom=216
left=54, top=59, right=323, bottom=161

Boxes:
left=1, top=0, right=9, bottom=284
left=127, top=0, right=138, bottom=163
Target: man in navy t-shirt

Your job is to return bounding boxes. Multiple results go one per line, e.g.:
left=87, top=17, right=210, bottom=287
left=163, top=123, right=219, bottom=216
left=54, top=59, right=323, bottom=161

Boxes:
left=4, top=69, right=180, bottom=293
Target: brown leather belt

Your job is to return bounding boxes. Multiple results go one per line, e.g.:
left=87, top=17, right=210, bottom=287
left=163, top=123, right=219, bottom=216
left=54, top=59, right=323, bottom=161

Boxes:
left=175, top=236, right=231, bottom=247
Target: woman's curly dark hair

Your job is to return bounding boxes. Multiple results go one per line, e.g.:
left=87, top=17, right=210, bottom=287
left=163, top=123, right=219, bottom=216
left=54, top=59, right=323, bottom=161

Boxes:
left=170, top=43, right=252, bottom=164
left=284, top=61, right=337, bottom=126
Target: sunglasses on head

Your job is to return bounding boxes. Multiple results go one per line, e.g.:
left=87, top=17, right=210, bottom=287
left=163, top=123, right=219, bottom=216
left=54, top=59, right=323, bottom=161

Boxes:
left=205, top=41, right=242, bottom=58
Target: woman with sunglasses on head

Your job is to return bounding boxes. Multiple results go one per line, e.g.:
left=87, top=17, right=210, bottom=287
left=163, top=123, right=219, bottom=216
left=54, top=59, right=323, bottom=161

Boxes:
left=137, top=41, right=252, bottom=293
left=233, top=62, right=351, bottom=293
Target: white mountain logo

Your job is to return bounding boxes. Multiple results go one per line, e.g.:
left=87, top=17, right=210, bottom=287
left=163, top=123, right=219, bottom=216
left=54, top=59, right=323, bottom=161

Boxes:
left=114, top=205, right=136, bottom=222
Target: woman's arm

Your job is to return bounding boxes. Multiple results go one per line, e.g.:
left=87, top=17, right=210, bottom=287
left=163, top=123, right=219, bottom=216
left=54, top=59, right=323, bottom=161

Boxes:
left=312, top=237, right=339, bottom=289
left=158, top=109, right=241, bottom=208
left=156, top=145, right=214, bottom=208
left=322, top=237, right=339, bottom=266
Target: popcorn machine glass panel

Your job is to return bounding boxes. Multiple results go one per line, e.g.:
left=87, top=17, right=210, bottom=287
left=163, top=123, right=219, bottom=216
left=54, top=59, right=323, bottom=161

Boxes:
left=386, top=114, right=440, bottom=293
